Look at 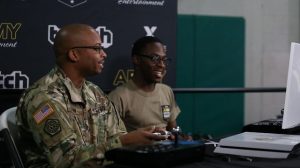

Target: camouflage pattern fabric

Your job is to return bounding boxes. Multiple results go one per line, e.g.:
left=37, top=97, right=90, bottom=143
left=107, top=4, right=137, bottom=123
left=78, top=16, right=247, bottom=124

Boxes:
left=16, top=67, right=127, bottom=168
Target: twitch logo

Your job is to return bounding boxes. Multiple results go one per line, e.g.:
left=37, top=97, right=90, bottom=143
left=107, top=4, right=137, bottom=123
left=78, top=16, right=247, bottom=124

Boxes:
left=48, top=25, right=113, bottom=48
left=0, top=71, right=29, bottom=89
left=95, top=26, right=113, bottom=48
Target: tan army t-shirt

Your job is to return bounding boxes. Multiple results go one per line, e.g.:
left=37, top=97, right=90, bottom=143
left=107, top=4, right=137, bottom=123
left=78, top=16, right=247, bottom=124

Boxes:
left=108, top=80, right=181, bottom=132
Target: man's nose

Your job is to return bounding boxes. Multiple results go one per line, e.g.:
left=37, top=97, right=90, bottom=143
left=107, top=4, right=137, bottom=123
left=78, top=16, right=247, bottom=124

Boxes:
left=100, top=50, right=107, bottom=58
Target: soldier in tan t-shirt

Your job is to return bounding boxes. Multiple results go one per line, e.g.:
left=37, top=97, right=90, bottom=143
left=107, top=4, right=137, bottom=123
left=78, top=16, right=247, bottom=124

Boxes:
left=109, top=36, right=181, bottom=132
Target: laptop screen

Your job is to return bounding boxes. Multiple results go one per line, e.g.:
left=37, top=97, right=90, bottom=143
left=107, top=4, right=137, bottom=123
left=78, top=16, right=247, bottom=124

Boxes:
left=282, top=42, right=300, bottom=129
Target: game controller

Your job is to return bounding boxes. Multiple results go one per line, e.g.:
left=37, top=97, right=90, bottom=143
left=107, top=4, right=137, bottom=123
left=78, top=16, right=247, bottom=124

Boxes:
left=153, top=130, right=171, bottom=136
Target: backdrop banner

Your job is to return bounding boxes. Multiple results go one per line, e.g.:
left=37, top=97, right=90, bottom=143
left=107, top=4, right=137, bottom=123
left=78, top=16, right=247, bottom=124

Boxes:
left=0, top=0, right=177, bottom=92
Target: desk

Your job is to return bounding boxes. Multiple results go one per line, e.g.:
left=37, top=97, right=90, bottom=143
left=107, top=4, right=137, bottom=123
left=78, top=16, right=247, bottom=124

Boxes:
left=106, top=144, right=300, bottom=168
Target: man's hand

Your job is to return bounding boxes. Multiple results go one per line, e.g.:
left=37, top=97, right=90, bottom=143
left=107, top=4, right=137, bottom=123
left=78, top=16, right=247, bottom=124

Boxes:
left=119, top=126, right=168, bottom=146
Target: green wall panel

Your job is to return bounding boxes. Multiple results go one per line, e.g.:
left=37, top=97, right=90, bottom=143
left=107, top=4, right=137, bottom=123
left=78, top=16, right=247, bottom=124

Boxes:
left=176, top=15, right=245, bottom=138
left=176, top=15, right=196, bottom=132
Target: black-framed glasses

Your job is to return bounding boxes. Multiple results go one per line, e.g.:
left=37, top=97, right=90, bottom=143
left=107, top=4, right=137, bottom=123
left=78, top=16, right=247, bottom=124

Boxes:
left=137, top=53, right=171, bottom=65
left=70, top=45, right=104, bottom=53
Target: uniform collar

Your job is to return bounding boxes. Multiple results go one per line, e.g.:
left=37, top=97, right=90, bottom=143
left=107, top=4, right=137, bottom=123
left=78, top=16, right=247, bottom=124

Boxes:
left=54, top=67, right=87, bottom=104
left=129, top=79, right=158, bottom=97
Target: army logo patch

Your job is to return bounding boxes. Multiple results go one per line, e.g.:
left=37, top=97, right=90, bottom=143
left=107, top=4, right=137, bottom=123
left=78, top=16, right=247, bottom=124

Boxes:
left=34, top=103, right=54, bottom=124
left=161, top=105, right=171, bottom=120
left=44, top=119, right=61, bottom=136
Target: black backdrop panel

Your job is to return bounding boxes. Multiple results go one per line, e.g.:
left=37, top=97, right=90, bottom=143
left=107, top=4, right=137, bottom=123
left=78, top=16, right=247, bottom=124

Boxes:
left=0, top=0, right=177, bottom=92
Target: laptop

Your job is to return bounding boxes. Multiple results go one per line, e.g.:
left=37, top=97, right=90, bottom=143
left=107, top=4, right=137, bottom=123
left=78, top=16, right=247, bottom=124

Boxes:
left=214, top=43, right=300, bottom=159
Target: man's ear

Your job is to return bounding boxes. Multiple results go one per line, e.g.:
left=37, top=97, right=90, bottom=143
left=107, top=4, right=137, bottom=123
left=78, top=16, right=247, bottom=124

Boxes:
left=132, top=55, right=140, bottom=65
left=67, top=49, right=79, bottom=62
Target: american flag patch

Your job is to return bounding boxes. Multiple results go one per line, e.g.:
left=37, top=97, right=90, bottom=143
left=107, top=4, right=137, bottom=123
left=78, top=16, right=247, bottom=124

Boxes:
left=34, top=104, right=54, bottom=124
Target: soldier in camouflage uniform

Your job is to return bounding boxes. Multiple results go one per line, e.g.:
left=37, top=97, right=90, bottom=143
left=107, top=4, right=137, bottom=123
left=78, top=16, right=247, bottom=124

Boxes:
left=16, top=24, right=166, bottom=168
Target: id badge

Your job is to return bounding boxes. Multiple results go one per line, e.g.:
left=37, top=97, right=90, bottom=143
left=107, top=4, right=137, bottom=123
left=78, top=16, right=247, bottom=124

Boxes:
left=161, top=105, right=171, bottom=120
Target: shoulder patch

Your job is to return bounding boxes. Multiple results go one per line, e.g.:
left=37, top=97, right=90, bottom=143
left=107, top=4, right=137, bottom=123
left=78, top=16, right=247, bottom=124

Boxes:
left=44, top=119, right=61, bottom=136
left=34, top=103, right=54, bottom=124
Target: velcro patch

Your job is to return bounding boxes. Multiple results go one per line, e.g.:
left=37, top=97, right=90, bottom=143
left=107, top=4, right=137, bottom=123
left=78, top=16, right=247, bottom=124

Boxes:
left=34, top=103, right=54, bottom=124
left=161, top=105, right=171, bottom=120
left=44, top=119, right=61, bottom=136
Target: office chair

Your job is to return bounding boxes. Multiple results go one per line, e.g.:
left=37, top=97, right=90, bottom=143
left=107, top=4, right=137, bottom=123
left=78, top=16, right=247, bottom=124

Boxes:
left=0, top=107, right=24, bottom=168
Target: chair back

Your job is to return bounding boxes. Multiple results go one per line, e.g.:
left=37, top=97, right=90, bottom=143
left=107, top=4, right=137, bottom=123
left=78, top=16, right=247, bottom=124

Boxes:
left=0, top=107, right=24, bottom=168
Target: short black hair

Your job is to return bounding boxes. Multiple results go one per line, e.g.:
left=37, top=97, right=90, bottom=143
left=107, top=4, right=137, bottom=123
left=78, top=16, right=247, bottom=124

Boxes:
left=131, top=36, right=164, bottom=56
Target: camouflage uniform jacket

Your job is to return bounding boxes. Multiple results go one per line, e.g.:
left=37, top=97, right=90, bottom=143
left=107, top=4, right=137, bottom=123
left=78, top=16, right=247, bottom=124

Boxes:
left=16, top=67, right=126, bottom=168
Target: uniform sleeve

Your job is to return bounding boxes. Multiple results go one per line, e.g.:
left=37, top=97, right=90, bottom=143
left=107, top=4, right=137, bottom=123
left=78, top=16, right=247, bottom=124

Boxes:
left=102, top=101, right=127, bottom=151
left=24, top=93, right=98, bottom=167
left=168, top=88, right=181, bottom=122
left=108, top=89, right=126, bottom=119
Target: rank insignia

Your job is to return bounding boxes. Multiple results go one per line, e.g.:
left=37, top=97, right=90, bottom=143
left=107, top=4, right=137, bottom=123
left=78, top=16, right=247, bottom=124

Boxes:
left=33, top=103, right=54, bottom=124
left=44, top=119, right=61, bottom=136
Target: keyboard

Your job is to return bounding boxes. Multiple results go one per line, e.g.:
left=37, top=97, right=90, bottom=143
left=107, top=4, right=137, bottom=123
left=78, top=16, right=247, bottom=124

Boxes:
left=105, top=140, right=205, bottom=167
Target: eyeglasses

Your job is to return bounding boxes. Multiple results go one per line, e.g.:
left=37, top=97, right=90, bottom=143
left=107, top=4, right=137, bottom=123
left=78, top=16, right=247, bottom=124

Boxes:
left=137, top=54, right=171, bottom=65
left=70, top=45, right=104, bottom=53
